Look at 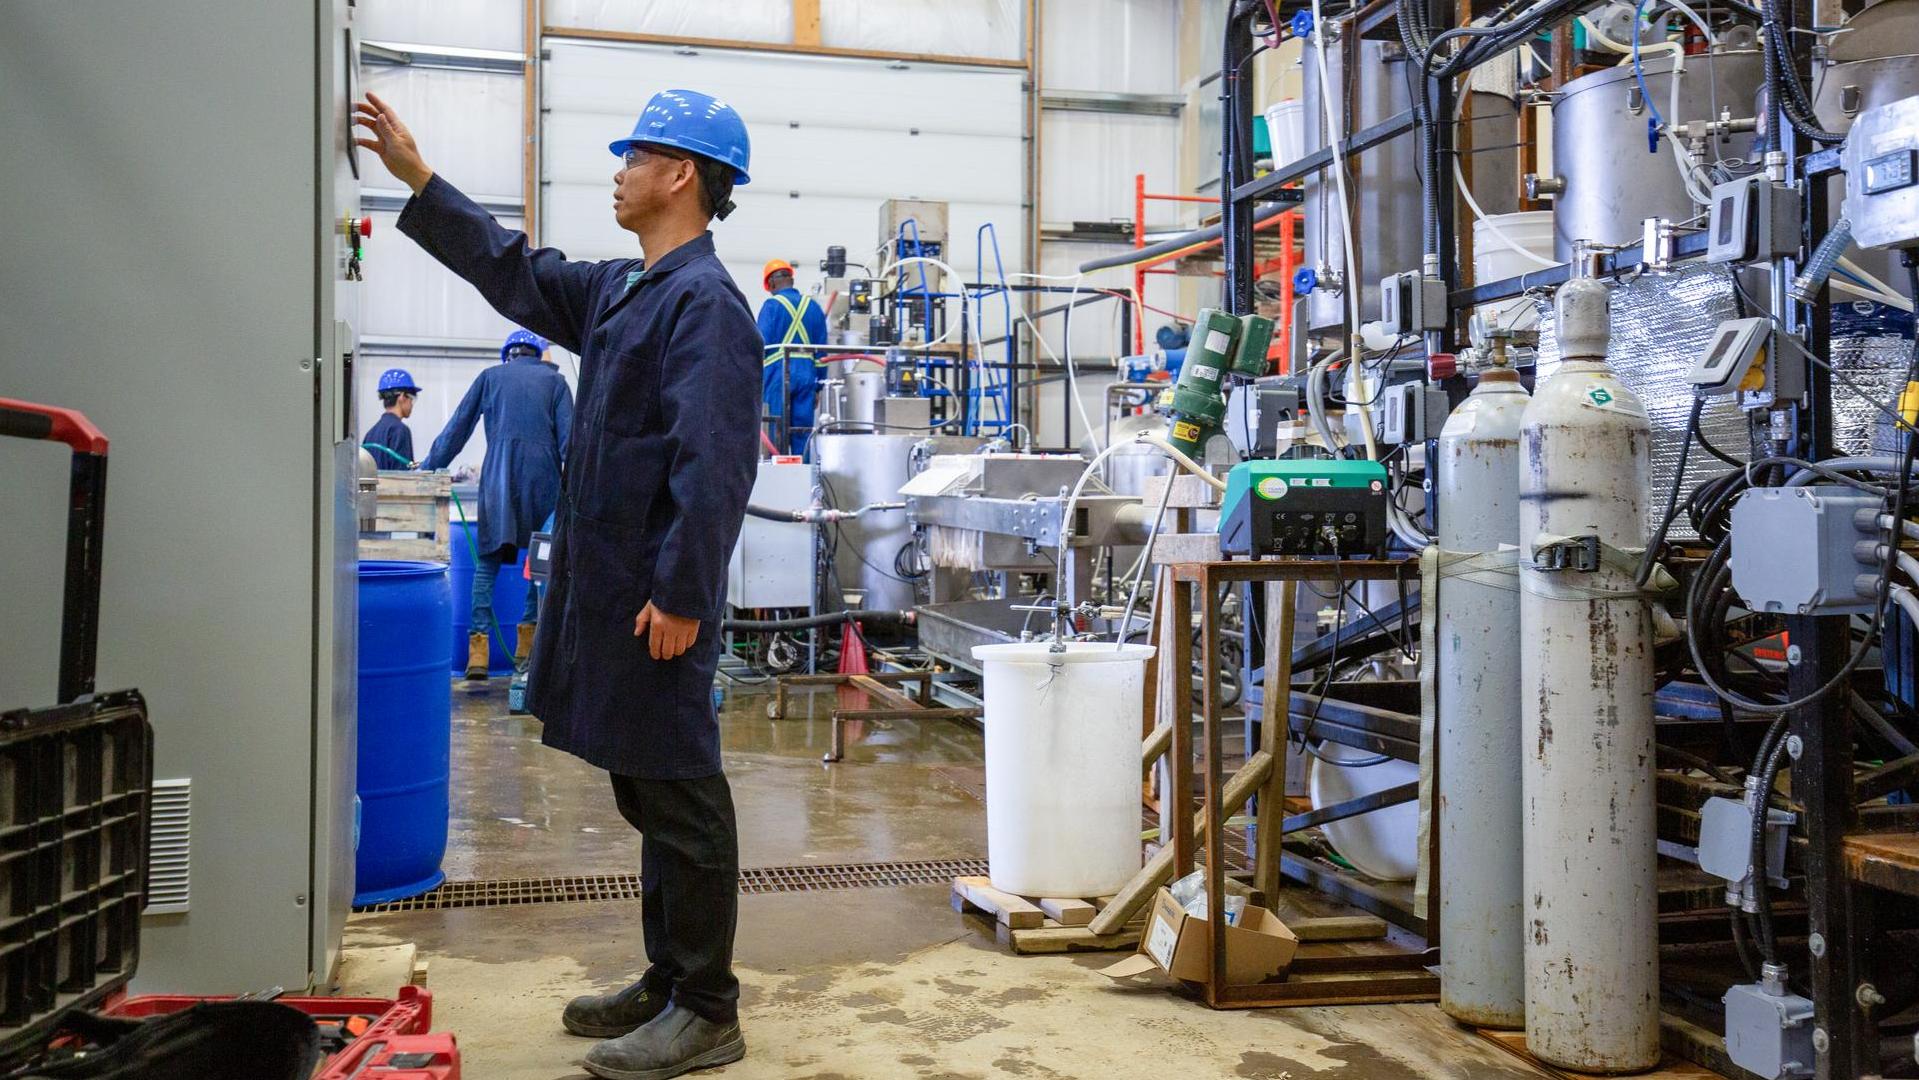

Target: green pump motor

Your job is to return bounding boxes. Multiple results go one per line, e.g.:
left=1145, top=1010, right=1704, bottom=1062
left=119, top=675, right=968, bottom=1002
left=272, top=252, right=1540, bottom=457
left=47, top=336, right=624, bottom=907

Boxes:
left=1160, top=308, right=1274, bottom=456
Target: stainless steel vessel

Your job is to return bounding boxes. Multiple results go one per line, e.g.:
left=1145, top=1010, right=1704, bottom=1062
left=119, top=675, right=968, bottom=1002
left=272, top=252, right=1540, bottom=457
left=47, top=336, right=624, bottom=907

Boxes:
left=1550, top=49, right=1764, bottom=259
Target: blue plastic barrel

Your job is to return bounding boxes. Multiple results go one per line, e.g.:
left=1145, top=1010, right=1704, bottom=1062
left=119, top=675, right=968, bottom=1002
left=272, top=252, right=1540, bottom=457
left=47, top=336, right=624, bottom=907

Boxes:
left=447, top=518, right=529, bottom=675
left=355, top=560, right=453, bottom=906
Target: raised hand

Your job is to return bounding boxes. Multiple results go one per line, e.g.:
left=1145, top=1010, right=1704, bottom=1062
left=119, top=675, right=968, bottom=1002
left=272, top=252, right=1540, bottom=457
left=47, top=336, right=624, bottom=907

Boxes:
left=352, top=92, right=433, bottom=193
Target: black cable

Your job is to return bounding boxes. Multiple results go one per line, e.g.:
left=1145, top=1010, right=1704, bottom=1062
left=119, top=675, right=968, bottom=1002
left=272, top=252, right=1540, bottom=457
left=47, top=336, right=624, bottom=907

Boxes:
left=1687, top=263, right=1919, bottom=715
left=1639, top=396, right=1707, bottom=587
left=1748, top=716, right=1794, bottom=963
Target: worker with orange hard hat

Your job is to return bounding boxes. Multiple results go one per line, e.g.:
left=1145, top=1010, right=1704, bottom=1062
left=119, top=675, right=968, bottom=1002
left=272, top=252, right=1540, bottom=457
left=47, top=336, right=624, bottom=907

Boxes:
left=756, top=257, right=827, bottom=454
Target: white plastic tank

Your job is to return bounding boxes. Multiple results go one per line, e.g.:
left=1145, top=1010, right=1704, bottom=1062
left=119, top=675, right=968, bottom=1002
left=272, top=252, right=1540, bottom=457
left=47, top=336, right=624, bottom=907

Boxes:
left=1519, top=277, right=1658, bottom=1072
left=971, top=641, right=1155, bottom=897
left=1434, top=356, right=1530, bottom=1029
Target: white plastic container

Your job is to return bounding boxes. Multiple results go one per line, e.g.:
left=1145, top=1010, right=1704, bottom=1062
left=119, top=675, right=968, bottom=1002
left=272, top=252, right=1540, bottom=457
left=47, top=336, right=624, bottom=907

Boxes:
left=1306, top=740, right=1421, bottom=881
left=971, top=641, right=1155, bottom=897
left=1265, top=100, right=1306, bottom=171
left=1472, top=211, right=1556, bottom=332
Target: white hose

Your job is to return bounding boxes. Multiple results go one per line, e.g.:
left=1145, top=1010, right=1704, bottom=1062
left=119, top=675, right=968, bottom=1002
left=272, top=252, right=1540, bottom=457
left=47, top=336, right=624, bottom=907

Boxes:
left=1891, top=583, right=1919, bottom=630
left=1836, top=257, right=1916, bottom=311
left=1002, top=271, right=1101, bottom=450
left=1578, top=14, right=1633, bottom=53
left=1309, top=0, right=1364, bottom=349
left=1450, top=82, right=1557, bottom=269
left=1833, top=277, right=1917, bottom=312
left=1140, top=431, right=1229, bottom=492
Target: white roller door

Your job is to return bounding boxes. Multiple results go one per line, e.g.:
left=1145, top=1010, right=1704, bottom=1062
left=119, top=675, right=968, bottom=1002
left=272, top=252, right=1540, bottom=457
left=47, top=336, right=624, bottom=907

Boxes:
left=541, top=39, right=1027, bottom=304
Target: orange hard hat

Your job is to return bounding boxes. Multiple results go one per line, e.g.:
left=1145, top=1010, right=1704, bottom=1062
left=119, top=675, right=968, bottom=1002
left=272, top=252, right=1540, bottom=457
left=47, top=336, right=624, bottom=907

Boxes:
left=762, top=258, right=795, bottom=292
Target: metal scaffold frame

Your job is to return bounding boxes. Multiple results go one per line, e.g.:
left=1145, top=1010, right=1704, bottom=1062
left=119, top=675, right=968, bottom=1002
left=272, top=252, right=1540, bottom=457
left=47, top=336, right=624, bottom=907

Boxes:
left=1213, top=0, right=1919, bottom=1075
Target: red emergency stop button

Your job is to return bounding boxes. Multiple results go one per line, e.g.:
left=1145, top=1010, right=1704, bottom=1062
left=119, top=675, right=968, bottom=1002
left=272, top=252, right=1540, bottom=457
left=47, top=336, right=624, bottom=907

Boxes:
left=358, top=217, right=373, bottom=238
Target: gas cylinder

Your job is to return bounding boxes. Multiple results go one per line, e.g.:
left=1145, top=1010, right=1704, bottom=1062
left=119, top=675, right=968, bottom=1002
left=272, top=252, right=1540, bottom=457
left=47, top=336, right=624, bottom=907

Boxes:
left=1518, top=276, right=1658, bottom=1072
left=1435, top=343, right=1530, bottom=1029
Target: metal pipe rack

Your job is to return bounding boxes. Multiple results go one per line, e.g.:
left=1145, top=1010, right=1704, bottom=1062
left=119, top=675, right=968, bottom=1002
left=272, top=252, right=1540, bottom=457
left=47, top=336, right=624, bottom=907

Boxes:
left=1214, top=0, right=1914, bottom=1074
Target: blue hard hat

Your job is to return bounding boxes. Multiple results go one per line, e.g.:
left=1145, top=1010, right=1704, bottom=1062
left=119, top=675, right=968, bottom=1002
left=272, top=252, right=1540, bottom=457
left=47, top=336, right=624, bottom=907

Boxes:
left=501, top=329, right=550, bottom=361
left=377, top=368, right=421, bottom=394
left=608, top=89, right=752, bottom=186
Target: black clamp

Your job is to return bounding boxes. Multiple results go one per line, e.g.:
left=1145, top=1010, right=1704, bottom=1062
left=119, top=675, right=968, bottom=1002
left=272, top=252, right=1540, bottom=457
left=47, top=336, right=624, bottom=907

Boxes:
left=1533, top=535, right=1601, bottom=573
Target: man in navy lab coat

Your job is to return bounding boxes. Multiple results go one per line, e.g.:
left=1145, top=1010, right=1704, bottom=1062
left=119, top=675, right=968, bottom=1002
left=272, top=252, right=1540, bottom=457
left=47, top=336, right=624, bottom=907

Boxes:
left=417, top=328, right=573, bottom=678
left=356, top=87, right=760, bottom=1079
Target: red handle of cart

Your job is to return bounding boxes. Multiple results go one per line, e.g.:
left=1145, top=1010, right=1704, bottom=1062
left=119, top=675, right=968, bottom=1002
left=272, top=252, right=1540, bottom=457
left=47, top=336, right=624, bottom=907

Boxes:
left=0, top=397, right=110, bottom=704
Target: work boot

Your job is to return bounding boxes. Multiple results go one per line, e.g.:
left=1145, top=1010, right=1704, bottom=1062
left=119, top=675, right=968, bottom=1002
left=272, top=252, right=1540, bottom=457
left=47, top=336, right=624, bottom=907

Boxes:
left=562, top=979, right=669, bottom=1039
left=581, top=1004, right=745, bottom=1080
left=515, top=623, right=536, bottom=669
left=464, top=631, right=489, bottom=680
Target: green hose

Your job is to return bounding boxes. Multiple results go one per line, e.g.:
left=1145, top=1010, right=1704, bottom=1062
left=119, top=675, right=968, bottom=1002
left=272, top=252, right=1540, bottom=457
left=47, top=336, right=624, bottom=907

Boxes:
left=361, top=443, right=517, bottom=666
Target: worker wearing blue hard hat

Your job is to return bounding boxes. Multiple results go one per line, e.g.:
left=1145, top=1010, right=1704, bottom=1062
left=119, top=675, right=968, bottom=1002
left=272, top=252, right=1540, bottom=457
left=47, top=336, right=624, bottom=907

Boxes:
left=419, top=329, right=573, bottom=681
left=363, top=368, right=421, bottom=468
left=357, top=86, right=759, bottom=1079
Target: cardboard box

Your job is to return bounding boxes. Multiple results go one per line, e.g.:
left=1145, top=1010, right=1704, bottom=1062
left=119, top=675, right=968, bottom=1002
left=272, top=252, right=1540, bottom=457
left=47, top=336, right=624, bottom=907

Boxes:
left=1101, top=887, right=1300, bottom=985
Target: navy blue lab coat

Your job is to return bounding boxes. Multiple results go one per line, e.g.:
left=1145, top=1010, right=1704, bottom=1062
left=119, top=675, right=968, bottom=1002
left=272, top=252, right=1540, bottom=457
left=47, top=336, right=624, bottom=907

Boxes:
left=398, top=175, right=760, bottom=779
left=363, top=411, right=413, bottom=469
left=418, top=355, right=573, bottom=555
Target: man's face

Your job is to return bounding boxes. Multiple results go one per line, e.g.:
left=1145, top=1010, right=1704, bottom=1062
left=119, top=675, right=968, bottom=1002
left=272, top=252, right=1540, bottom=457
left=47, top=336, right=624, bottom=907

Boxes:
left=613, top=145, right=694, bottom=234
left=397, top=392, right=415, bottom=419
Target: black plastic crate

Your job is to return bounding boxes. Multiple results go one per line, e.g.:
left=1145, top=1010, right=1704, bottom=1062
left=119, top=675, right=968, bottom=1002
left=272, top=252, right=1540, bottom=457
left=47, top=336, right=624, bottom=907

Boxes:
left=0, top=694, right=151, bottom=1063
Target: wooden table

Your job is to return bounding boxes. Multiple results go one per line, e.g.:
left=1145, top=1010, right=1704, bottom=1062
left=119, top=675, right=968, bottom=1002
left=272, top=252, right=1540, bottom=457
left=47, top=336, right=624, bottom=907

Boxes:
left=1167, top=557, right=1438, bottom=1009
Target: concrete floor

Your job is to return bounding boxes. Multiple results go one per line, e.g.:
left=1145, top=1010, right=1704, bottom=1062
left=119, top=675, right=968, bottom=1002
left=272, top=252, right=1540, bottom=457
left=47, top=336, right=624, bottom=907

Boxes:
left=345, top=679, right=1548, bottom=1079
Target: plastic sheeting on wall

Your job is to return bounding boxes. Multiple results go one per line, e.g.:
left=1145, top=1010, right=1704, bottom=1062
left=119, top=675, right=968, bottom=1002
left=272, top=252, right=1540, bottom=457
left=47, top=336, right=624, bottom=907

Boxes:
left=1041, top=111, right=1180, bottom=226
left=1042, top=0, right=1178, bottom=93
left=821, top=0, right=1022, bottom=60
left=544, top=0, right=793, bottom=43
left=357, top=0, right=524, bottom=52
left=361, top=65, right=524, bottom=200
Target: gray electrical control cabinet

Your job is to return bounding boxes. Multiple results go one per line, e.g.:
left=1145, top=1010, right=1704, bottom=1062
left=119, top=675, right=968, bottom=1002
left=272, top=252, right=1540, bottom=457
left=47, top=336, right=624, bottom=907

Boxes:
left=1729, top=487, right=1883, bottom=615
left=0, top=2, right=361, bottom=991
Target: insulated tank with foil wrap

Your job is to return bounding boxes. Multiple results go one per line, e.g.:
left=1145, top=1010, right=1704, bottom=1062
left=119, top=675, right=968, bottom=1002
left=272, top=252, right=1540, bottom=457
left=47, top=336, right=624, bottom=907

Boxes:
left=1518, top=277, right=1659, bottom=1072
left=1434, top=356, right=1529, bottom=1029
left=1550, top=47, right=1764, bottom=259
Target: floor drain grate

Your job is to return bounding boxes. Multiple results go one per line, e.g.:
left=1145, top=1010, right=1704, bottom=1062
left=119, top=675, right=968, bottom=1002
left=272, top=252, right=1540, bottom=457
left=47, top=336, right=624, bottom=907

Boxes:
left=355, top=857, right=990, bottom=914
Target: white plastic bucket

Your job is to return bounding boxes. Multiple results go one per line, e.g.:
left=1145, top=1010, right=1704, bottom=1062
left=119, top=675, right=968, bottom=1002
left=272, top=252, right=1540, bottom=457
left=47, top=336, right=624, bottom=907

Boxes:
left=1472, top=211, right=1556, bottom=333
left=971, top=641, right=1155, bottom=897
left=1265, top=100, right=1306, bottom=171
left=1307, top=740, right=1421, bottom=881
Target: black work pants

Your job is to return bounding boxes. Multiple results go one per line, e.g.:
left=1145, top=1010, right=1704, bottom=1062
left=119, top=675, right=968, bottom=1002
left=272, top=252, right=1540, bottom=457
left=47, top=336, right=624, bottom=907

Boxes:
left=608, top=771, right=741, bottom=1025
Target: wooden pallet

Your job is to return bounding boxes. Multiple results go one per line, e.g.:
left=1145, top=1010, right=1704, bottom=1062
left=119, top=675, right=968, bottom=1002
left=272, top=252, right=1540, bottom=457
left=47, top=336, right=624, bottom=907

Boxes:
left=1476, top=1028, right=1729, bottom=1079
left=951, top=876, right=1395, bottom=959
left=951, top=877, right=1142, bottom=954
left=359, top=471, right=453, bottom=562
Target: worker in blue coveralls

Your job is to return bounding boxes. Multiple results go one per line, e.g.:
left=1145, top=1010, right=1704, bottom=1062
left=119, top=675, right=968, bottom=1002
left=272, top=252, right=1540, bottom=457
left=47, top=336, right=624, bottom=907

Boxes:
left=357, top=87, right=759, bottom=1079
left=418, top=329, right=573, bottom=681
left=756, top=257, right=828, bottom=454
